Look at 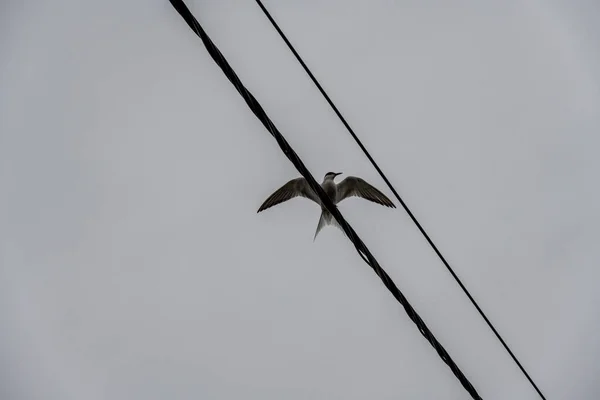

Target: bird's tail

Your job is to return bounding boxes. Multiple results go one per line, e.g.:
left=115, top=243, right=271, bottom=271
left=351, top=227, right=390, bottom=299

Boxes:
left=314, top=210, right=345, bottom=241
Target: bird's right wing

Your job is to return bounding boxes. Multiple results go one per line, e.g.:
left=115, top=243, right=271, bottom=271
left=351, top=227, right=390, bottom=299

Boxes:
left=336, top=176, right=395, bottom=208
left=257, top=177, right=320, bottom=212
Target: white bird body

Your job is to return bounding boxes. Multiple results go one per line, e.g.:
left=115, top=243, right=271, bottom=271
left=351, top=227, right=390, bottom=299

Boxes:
left=258, top=172, right=395, bottom=240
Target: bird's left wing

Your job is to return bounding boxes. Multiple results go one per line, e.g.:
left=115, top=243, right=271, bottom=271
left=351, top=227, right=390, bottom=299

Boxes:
left=336, top=176, right=395, bottom=208
left=257, top=177, right=320, bottom=212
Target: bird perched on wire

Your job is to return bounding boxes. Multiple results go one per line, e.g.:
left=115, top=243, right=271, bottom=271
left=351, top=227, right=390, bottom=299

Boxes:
left=258, top=172, right=395, bottom=240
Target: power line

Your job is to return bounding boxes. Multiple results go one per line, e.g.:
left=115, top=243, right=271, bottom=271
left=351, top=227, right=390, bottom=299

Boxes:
left=168, top=1, right=483, bottom=398
left=252, top=2, right=547, bottom=400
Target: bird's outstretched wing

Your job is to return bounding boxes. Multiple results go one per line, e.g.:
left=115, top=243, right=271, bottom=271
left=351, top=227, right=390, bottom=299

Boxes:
left=336, top=176, right=395, bottom=208
left=257, top=178, right=320, bottom=212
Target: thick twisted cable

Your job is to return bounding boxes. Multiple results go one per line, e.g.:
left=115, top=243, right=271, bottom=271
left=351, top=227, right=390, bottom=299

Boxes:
left=168, top=1, right=482, bottom=398
left=252, top=2, right=546, bottom=400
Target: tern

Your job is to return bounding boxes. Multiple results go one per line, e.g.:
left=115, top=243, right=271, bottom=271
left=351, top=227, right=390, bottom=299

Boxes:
left=258, top=172, right=395, bottom=240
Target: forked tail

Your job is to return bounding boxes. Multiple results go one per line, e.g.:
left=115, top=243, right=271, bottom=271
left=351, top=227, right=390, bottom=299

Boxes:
left=314, top=210, right=345, bottom=241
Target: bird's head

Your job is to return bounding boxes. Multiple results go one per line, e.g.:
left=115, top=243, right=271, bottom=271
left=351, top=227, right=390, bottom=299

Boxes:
left=324, top=172, right=342, bottom=180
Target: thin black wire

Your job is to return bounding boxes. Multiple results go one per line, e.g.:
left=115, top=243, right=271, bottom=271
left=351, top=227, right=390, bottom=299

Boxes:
left=168, top=1, right=483, bottom=398
left=252, top=2, right=547, bottom=400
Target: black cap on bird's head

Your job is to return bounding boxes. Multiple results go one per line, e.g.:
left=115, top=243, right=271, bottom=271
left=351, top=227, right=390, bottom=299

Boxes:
left=324, top=172, right=342, bottom=179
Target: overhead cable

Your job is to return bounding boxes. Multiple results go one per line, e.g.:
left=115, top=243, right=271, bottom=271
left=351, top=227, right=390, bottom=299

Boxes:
left=168, top=1, right=483, bottom=399
left=252, top=2, right=546, bottom=399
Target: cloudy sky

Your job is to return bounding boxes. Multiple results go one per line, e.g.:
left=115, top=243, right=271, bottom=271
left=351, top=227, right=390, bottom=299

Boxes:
left=2, top=0, right=599, bottom=399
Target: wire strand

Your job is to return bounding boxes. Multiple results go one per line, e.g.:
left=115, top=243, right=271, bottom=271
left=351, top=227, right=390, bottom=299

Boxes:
left=168, top=1, right=483, bottom=398
left=251, top=2, right=546, bottom=399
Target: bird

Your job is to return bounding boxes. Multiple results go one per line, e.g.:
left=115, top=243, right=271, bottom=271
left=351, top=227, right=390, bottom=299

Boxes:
left=257, top=172, right=395, bottom=240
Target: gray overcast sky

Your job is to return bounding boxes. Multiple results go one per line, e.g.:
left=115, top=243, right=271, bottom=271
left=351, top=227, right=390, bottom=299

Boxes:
left=1, top=0, right=599, bottom=399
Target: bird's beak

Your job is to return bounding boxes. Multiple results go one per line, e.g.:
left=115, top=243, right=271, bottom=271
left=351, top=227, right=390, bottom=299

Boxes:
left=335, top=172, right=342, bottom=177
